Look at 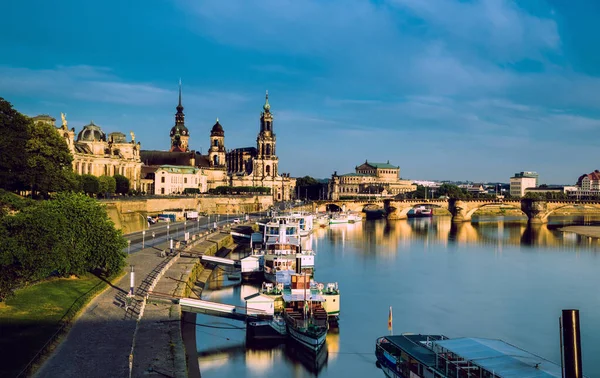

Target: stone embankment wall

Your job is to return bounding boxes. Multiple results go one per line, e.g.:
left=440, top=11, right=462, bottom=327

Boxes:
left=103, top=195, right=272, bottom=234
left=131, top=230, right=235, bottom=378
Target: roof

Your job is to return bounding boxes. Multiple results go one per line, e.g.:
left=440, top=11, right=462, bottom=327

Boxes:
left=157, top=165, right=199, bottom=174
left=141, top=150, right=193, bottom=166
left=229, top=147, right=257, bottom=154
left=211, top=119, right=224, bottom=135
left=385, top=334, right=442, bottom=368
left=364, top=161, right=399, bottom=169
left=434, top=337, right=563, bottom=378
left=282, top=293, right=324, bottom=302
left=244, top=293, right=275, bottom=301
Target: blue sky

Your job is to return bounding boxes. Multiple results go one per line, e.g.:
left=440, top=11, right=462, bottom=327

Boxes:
left=2, top=0, right=600, bottom=184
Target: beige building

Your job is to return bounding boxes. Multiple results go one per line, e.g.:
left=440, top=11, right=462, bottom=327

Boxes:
left=226, top=92, right=296, bottom=201
left=141, top=165, right=207, bottom=195
left=140, top=85, right=295, bottom=200
left=509, top=171, right=538, bottom=197
left=328, top=161, right=416, bottom=200
left=34, top=114, right=142, bottom=190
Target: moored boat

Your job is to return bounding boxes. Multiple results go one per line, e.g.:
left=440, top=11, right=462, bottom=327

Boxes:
left=407, top=205, right=433, bottom=218
left=375, top=309, right=586, bottom=378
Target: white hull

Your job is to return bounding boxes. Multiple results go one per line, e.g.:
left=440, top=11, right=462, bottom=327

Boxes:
left=287, top=325, right=327, bottom=352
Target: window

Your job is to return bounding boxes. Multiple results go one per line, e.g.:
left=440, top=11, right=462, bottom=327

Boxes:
left=184, top=177, right=187, bottom=184
left=161, top=177, right=165, bottom=183
left=214, top=139, right=218, bottom=147
left=161, top=188, right=165, bottom=194
left=266, top=144, right=271, bottom=155
left=266, top=165, right=270, bottom=175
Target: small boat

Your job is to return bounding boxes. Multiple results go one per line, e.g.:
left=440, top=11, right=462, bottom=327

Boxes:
left=329, top=213, right=349, bottom=224
left=407, top=205, right=433, bottom=218
left=347, top=212, right=363, bottom=223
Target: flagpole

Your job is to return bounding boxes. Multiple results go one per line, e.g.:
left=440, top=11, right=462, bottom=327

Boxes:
left=388, top=305, right=393, bottom=336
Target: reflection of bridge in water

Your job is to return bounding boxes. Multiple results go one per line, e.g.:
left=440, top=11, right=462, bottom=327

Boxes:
left=323, top=216, right=600, bottom=250
left=301, top=198, right=600, bottom=224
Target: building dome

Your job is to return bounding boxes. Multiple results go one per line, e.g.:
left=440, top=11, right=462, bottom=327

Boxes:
left=170, top=124, right=189, bottom=137
left=108, top=132, right=127, bottom=143
left=211, top=118, right=224, bottom=136
left=77, top=121, right=106, bottom=142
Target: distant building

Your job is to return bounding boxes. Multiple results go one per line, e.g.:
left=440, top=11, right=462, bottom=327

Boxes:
left=147, top=165, right=207, bottom=195
left=34, top=115, right=142, bottom=191
left=571, top=170, right=600, bottom=199
left=328, top=160, right=416, bottom=200
left=510, top=171, right=538, bottom=197
left=525, top=186, right=577, bottom=195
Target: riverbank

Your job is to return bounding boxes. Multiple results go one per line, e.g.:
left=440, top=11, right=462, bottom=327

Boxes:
left=559, top=225, right=600, bottom=238
left=131, top=228, right=244, bottom=377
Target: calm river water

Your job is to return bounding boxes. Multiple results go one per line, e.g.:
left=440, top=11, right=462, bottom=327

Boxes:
left=195, top=216, right=600, bottom=377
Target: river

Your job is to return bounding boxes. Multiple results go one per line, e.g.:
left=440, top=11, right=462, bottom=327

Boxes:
left=194, top=215, right=600, bottom=377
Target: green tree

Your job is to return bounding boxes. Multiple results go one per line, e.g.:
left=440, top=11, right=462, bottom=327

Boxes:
left=79, top=174, right=100, bottom=196
left=98, top=175, right=116, bottom=197
left=296, top=176, right=319, bottom=187
left=26, top=120, right=74, bottom=195
left=0, top=98, right=30, bottom=191
left=114, top=174, right=130, bottom=194
left=437, top=183, right=469, bottom=199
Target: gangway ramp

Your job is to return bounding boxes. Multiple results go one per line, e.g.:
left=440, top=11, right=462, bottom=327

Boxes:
left=201, top=255, right=241, bottom=268
left=179, top=298, right=271, bottom=321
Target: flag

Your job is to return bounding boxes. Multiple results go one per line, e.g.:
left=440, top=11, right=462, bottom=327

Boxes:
left=388, top=306, right=393, bottom=334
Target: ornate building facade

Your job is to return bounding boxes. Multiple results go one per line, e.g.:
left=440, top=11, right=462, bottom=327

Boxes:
left=328, top=161, right=415, bottom=200
left=226, top=92, right=296, bottom=201
left=34, top=114, right=142, bottom=190
left=140, top=84, right=294, bottom=200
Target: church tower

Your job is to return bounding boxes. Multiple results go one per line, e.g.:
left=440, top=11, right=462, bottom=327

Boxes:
left=170, top=80, right=189, bottom=152
left=208, top=118, right=226, bottom=167
left=255, top=91, right=278, bottom=177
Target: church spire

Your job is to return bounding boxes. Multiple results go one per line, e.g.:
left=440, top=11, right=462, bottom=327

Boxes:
left=263, top=90, right=270, bottom=113
left=175, top=79, right=185, bottom=125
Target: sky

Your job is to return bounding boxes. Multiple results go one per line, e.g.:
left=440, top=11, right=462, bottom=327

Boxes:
left=2, top=0, right=600, bottom=184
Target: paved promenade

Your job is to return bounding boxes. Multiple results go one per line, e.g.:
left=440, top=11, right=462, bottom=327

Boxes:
left=32, top=227, right=213, bottom=378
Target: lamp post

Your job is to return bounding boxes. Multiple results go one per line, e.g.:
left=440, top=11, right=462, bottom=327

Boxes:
left=167, top=224, right=170, bottom=240
left=128, top=210, right=147, bottom=249
left=127, top=239, right=131, bottom=254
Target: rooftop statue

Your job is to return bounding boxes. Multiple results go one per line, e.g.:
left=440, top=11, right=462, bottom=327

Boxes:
left=61, top=112, right=68, bottom=128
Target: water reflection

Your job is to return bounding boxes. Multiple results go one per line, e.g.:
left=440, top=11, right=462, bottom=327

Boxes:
left=325, top=216, right=600, bottom=251
left=196, top=216, right=600, bottom=377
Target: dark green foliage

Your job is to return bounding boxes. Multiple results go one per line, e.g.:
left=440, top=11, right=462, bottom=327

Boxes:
left=209, top=186, right=271, bottom=195
left=26, top=120, right=74, bottom=195
left=183, top=188, right=200, bottom=194
left=0, top=98, right=31, bottom=191
left=79, top=174, right=100, bottom=196
left=296, top=176, right=319, bottom=187
left=114, top=174, right=130, bottom=194
left=0, top=192, right=127, bottom=300
left=0, top=98, right=75, bottom=195
left=98, top=175, right=116, bottom=197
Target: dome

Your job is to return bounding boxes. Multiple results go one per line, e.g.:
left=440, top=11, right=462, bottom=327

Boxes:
left=211, top=118, right=224, bottom=136
left=77, top=121, right=106, bottom=142
left=108, top=132, right=127, bottom=143
left=170, top=124, right=189, bottom=137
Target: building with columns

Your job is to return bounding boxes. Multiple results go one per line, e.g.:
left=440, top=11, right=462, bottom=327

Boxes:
left=328, top=160, right=415, bottom=200
left=34, top=115, right=142, bottom=190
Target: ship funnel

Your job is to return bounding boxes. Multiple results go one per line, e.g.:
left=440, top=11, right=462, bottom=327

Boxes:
left=561, top=309, right=583, bottom=378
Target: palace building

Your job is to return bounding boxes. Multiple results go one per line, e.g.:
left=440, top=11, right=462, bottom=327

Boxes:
left=35, top=114, right=142, bottom=190
left=328, top=160, right=416, bottom=200
left=140, top=83, right=295, bottom=200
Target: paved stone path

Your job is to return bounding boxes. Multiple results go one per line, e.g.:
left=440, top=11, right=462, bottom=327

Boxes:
left=34, top=241, right=181, bottom=378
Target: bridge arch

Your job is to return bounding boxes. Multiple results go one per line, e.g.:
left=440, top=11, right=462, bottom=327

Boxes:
left=462, top=202, right=526, bottom=220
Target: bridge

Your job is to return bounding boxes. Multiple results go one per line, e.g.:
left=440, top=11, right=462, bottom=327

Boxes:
left=179, top=298, right=272, bottom=321
left=302, top=198, right=600, bottom=224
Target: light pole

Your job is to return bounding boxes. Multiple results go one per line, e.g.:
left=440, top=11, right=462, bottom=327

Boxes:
left=127, top=239, right=131, bottom=254
left=152, top=232, right=155, bottom=246
left=128, top=210, right=147, bottom=249
left=167, top=224, right=170, bottom=240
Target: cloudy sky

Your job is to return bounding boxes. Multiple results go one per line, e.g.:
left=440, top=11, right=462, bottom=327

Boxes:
left=2, top=0, right=599, bottom=184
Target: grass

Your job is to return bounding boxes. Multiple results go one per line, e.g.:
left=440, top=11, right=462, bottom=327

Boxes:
left=0, top=274, right=105, bottom=377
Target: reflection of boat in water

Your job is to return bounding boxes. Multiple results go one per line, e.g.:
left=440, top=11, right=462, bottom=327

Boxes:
left=285, top=338, right=329, bottom=375
left=407, top=205, right=432, bottom=218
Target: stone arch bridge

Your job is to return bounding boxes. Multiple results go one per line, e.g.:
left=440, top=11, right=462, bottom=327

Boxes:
left=302, top=198, right=600, bottom=224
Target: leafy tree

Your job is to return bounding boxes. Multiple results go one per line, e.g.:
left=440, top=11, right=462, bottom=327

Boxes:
left=114, top=174, right=130, bottom=194
left=436, top=183, right=469, bottom=199
left=0, top=98, right=75, bottom=195
left=296, top=176, right=319, bottom=187
left=79, top=174, right=100, bottom=196
left=26, top=120, right=74, bottom=195
left=0, top=98, right=30, bottom=191
left=98, top=175, right=116, bottom=197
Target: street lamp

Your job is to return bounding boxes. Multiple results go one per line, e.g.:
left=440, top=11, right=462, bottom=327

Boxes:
left=167, top=224, right=170, bottom=239
left=127, top=239, right=131, bottom=254
left=127, top=210, right=147, bottom=249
